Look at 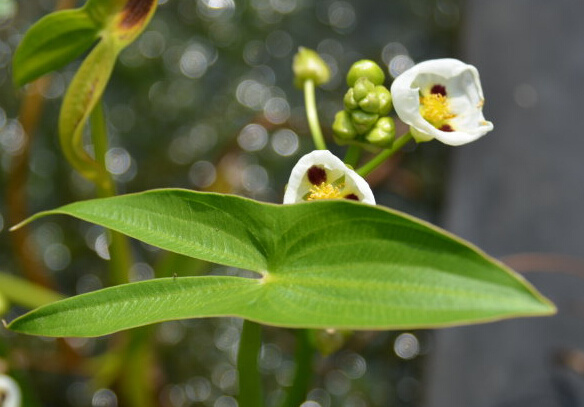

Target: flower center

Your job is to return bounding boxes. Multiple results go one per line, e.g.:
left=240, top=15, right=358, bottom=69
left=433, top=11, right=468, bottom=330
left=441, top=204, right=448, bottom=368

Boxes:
left=419, top=93, right=455, bottom=126
left=307, top=182, right=343, bottom=200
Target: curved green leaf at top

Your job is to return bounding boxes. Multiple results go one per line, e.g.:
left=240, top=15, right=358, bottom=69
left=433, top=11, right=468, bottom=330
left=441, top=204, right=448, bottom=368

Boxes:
left=12, top=0, right=158, bottom=86
left=58, top=37, right=118, bottom=187
left=57, top=0, right=157, bottom=186
left=12, top=8, right=100, bottom=86
left=9, top=189, right=555, bottom=337
left=13, top=0, right=158, bottom=186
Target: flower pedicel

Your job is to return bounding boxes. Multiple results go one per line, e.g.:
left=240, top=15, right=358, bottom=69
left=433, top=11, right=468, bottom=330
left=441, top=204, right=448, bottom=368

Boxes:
left=283, top=150, right=375, bottom=205
left=391, top=58, right=493, bottom=146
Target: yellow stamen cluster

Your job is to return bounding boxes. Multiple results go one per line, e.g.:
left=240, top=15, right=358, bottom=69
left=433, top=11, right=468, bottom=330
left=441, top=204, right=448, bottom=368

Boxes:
left=307, top=182, right=343, bottom=200
left=419, top=93, right=455, bottom=125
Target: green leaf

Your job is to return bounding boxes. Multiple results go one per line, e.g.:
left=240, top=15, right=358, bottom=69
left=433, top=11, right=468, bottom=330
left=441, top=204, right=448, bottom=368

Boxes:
left=8, top=189, right=555, bottom=337
left=12, top=8, right=100, bottom=86
left=58, top=37, right=118, bottom=185
left=12, top=0, right=158, bottom=86
left=56, top=0, right=158, bottom=185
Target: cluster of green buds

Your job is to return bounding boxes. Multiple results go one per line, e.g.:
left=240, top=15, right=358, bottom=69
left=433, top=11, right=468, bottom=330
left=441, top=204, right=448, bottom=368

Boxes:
left=333, top=60, right=395, bottom=148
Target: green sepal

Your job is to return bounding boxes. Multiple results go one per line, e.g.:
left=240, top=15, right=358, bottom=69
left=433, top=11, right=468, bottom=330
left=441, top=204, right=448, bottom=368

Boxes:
left=352, top=77, right=375, bottom=101
left=351, top=110, right=378, bottom=134
left=365, top=117, right=395, bottom=148
left=358, top=90, right=380, bottom=113
left=332, top=110, right=358, bottom=140
left=375, top=85, right=393, bottom=116
left=343, top=88, right=358, bottom=110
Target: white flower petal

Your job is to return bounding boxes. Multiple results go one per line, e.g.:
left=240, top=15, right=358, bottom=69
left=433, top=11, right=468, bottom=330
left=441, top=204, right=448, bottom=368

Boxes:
left=0, top=375, right=22, bottom=407
left=391, top=58, right=493, bottom=146
left=283, top=150, right=375, bottom=205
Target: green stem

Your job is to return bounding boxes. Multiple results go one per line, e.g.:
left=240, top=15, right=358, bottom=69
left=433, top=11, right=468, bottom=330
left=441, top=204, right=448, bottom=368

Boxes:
left=281, top=329, right=313, bottom=407
left=356, top=131, right=414, bottom=177
left=343, top=145, right=362, bottom=168
left=303, top=79, right=327, bottom=150
left=121, top=327, right=156, bottom=407
left=90, top=102, right=132, bottom=286
left=90, top=102, right=115, bottom=198
left=237, top=320, right=263, bottom=407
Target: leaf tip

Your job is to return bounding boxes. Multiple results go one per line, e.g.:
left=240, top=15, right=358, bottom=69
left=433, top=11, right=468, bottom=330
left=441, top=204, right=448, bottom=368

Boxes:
left=9, top=219, right=29, bottom=232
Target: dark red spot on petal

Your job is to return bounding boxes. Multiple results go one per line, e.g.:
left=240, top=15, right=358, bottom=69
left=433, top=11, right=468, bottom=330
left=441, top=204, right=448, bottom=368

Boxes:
left=430, top=84, right=447, bottom=96
left=440, top=124, right=454, bottom=132
left=307, top=166, right=327, bottom=185
left=344, top=194, right=359, bottom=201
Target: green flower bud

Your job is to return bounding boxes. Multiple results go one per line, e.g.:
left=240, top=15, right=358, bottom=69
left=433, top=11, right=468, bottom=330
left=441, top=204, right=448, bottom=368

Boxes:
left=365, top=117, right=395, bottom=147
left=352, top=77, right=375, bottom=101
left=346, top=59, right=386, bottom=87
left=375, top=85, right=393, bottom=116
left=293, top=47, right=331, bottom=87
left=332, top=110, right=358, bottom=140
left=351, top=110, right=378, bottom=134
left=343, top=88, right=359, bottom=110
left=358, top=90, right=380, bottom=113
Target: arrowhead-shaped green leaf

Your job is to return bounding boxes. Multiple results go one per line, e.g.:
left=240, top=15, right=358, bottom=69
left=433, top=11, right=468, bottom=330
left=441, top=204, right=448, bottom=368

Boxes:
left=8, top=189, right=555, bottom=337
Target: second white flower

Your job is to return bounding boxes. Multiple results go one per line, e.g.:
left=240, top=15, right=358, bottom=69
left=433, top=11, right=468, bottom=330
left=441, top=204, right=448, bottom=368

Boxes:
left=390, top=58, right=493, bottom=146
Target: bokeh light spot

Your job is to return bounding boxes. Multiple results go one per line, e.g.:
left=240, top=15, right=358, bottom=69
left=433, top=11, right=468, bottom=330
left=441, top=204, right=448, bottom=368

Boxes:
left=389, top=55, right=414, bottom=78
left=394, top=333, right=420, bottom=359
left=189, top=160, right=217, bottom=188
left=271, top=128, right=298, bottom=156
left=264, top=97, right=290, bottom=124
left=238, top=123, right=268, bottom=152
left=92, top=388, right=118, bottom=407
left=43, top=243, right=71, bottom=271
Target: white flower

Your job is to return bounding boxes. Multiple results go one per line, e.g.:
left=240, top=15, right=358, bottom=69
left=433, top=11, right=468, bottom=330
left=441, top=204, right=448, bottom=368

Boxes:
left=0, top=375, right=21, bottom=407
left=283, top=150, right=375, bottom=205
left=390, top=58, right=493, bottom=146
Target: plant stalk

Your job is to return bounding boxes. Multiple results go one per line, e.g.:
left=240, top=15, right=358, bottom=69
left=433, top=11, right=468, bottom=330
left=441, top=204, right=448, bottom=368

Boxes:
left=356, top=131, right=414, bottom=177
left=237, top=320, right=263, bottom=407
left=281, top=329, right=313, bottom=407
left=303, top=79, right=327, bottom=150
left=90, top=102, right=132, bottom=286
left=343, top=145, right=362, bottom=168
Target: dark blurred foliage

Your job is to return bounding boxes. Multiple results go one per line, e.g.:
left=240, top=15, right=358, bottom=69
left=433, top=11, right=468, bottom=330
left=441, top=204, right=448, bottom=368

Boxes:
left=0, top=0, right=462, bottom=405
